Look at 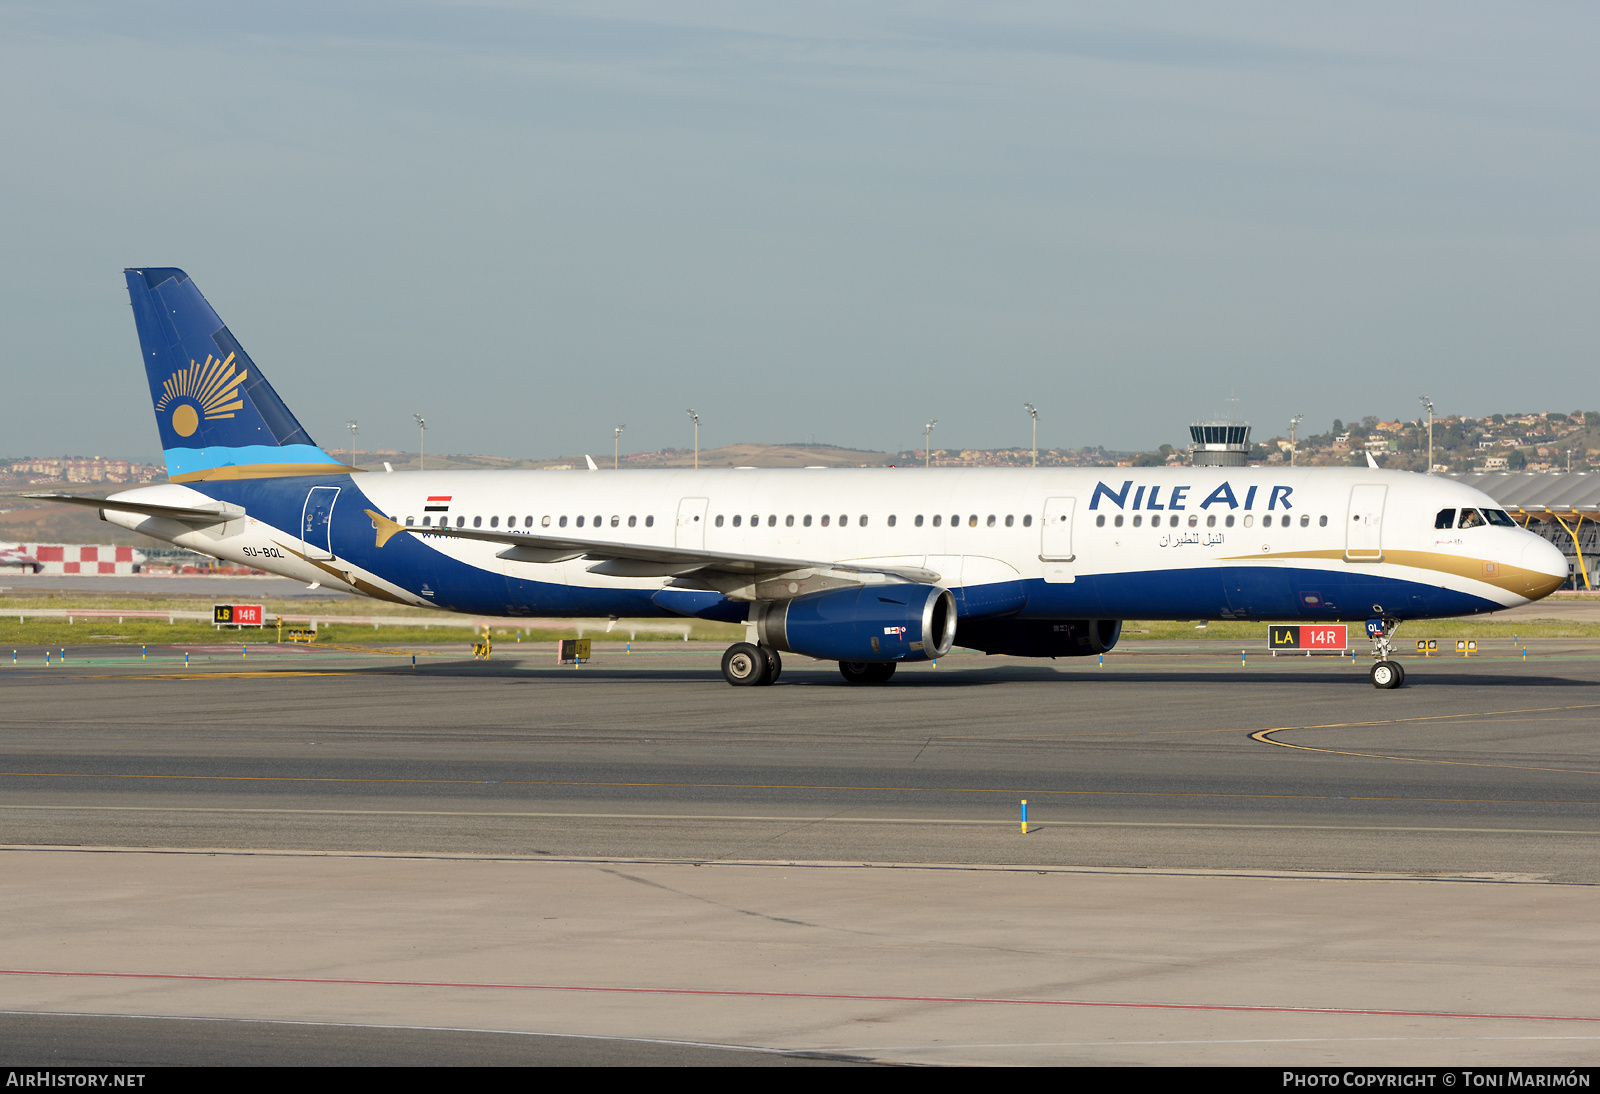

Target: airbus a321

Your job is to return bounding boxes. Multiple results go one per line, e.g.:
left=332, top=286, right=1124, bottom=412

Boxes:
left=31, top=268, right=1568, bottom=688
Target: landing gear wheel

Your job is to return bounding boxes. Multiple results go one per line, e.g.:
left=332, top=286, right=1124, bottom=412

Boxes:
left=1370, top=660, right=1402, bottom=689
left=761, top=647, right=783, bottom=684
left=839, top=661, right=896, bottom=684
left=721, top=642, right=770, bottom=687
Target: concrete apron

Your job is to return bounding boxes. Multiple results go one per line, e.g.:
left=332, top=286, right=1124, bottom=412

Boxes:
left=1, top=848, right=1596, bottom=1066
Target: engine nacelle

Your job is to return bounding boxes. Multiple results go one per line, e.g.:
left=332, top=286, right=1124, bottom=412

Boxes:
left=757, top=584, right=957, bottom=663
left=956, top=618, right=1122, bottom=658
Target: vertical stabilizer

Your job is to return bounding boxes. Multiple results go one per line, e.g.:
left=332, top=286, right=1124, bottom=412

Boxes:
left=126, top=268, right=350, bottom=481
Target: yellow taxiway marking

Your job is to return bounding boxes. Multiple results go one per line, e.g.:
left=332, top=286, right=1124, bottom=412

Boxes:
left=1252, top=702, right=1600, bottom=775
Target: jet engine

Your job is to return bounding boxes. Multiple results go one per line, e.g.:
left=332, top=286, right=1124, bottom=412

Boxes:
left=956, top=618, right=1122, bottom=658
left=757, top=584, right=956, bottom=663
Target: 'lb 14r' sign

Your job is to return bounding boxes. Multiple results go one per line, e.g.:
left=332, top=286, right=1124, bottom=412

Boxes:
left=1268, top=624, right=1348, bottom=650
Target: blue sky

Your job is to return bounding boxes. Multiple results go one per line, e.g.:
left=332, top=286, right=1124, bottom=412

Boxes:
left=3, top=2, right=1596, bottom=461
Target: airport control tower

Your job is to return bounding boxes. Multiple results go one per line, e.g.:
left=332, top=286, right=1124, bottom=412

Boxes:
left=1189, top=418, right=1251, bottom=467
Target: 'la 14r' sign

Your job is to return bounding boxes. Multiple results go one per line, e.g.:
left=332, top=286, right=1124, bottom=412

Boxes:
left=1268, top=624, right=1348, bottom=650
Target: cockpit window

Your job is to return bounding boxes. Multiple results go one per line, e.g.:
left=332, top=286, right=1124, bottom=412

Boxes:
left=1435, top=508, right=1455, bottom=529
left=1484, top=509, right=1516, bottom=527
left=1459, top=508, right=1485, bottom=529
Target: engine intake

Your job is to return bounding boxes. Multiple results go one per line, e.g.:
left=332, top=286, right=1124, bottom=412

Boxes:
left=758, top=584, right=956, bottom=663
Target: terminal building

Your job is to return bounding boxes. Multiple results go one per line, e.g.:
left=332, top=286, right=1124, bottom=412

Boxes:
left=1447, top=471, right=1600, bottom=590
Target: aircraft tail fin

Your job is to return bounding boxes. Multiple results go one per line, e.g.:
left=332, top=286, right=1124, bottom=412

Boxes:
left=125, top=268, right=351, bottom=482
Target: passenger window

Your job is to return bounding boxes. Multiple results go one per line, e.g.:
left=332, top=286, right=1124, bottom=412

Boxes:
left=804, top=515, right=812, bottom=527
left=645, top=515, right=654, bottom=527
left=821, top=514, right=831, bottom=527
left=1300, top=514, right=1309, bottom=527
left=1005, top=515, right=1014, bottom=527
left=1318, top=515, right=1327, bottom=527
left=490, top=516, right=499, bottom=528
left=543, top=515, right=552, bottom=528
left=1114, top=515, right=1124, bottom=527
left=786, top=515, right=794, bottom=527
left=951, top=514, right=960, bottom=527
left=1187, top=514, right=1198, bottom=527
left=932, top=515, right=942, bottom=527
left=575, top=516, right=584, bottom=528
left=887, top=515, right=896, bottom=527
left=474, top=516, right=483, bottom=528
left=859, top=515, right=868, bottom=527
left=405, top=517, right=414, bottom=527
left=421, top=516, right=431, bottom=526
left=1205, top=514, right=1215, bottom=528
left=594, top=515, right=601, bottom=527
left=456, top=516, right=466, bottom=528
left=751, top=515, right=759, bottom=527
left=915, top=515, right=924, bottom=527
left=611, top=516, right=620, bottom=527
left=839, top=514, right=848, bottom=526
left=986, top=515, right=996, bottom=527
left=1132, top=515, right=1142, bottom=527
left=768, top=515, right=776, bottom=527
left=730, top=515, right=738, bottom=527
left=969, top=515, right=978, bottom=527
left=628, top=515, right=637, bottom=527
left=1225, top=514, right=1235, bottom=528
left=1263, top=515, right=1273, bottom=528
left=1243, top=515, right=1254, bottom=528
left=1096, top=514, right=1106, bottom=527
left=1023, top=515, right=1033, bottom=527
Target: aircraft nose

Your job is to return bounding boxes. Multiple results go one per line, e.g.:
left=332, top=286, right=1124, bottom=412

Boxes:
left=1518, top=535, right=1569, bottom=600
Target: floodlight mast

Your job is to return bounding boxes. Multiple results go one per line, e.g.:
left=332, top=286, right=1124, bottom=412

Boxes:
left=686, top=409, right=699, bottom=469
left=345, top=420, right=358, bottom=465
left=1288, top=414, right=1302, bottom=467
left=1024, top=402, right=1038, bottom=467
left=413, top=414, right=426, bottom=471
left=613, top=425, right=625, bottom=470
left=1426, top=396, right=1437, bottom=472
left=924, top=419, right=937, bottom=468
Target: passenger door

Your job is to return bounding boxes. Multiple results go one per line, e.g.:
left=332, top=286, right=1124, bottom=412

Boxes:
left=301, top=486, right=339, bottom=561
left=1345, top=484, right=1386, bottom=562
left=675, top=497, right=708, bottom=551
left=1040, top=496, right=1076, bottom=583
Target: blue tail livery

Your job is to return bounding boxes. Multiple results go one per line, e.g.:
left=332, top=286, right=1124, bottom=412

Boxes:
left=126, top=268, right=351, bottom=482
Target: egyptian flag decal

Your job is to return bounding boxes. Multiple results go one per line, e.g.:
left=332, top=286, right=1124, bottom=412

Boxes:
left=424, top=495, right=452, bottom=512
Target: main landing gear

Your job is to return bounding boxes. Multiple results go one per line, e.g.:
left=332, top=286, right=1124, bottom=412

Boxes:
left=720, top=642, right=782, bottom=687
left=1367, top=616, right=1405, bottom=690
left=838, top=661, right=896, bottom=685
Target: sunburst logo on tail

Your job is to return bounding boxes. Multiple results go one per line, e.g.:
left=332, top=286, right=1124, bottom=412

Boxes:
left=154, top=353, right=249, bottom=438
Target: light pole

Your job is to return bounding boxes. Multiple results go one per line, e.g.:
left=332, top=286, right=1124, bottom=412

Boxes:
left=345, top=419, right=359, bottom=453
left=1288, top=414, right=1302, bottom=467
left=1428, top=399, right=1438, bottom=471
left=686, top=409, right=699, bottom=469
left=413, top=413, right=426, bottom=471
left=1024, top=402, right=1038, bottom=467
left=613, top=425, right=625, bottom=470
left=924, top=419, right=937, bottom=468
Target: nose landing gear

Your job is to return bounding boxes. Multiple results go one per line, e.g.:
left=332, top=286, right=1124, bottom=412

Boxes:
left=1367, top=616, right=1405, bottom=689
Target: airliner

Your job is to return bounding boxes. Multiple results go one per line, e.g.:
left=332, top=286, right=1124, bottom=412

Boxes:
left=31, top=268, right=1568, bottom=689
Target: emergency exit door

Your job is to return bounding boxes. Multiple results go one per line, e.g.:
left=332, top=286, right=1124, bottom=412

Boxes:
left=1345, top=484, right=1387, bottom=562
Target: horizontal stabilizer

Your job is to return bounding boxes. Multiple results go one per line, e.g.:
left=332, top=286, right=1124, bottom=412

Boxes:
left=26, top=493, right=246, bottom=524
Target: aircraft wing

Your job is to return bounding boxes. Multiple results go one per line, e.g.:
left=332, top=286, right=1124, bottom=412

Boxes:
left=25, top=493, right=246, bottom=524
left=364, top=510, right=943, bottom=585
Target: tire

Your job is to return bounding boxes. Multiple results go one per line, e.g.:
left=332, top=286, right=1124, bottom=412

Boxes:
left=1370, top=661, right=1400, bottom=689
left=721, top=642, right=770, bottom=687
left=1392, top=660, right=1405, bottom=687
left=839, top=661, right=896, bottom=684
left=761, top=647, right=783, bottom=685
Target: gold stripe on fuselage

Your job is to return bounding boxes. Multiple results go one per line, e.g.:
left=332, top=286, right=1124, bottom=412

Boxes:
left=1218, top=548, right=1561, bottom=600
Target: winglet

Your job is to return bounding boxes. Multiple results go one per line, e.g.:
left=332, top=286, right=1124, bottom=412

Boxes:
left=366, top=509, right=407, bottom=548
